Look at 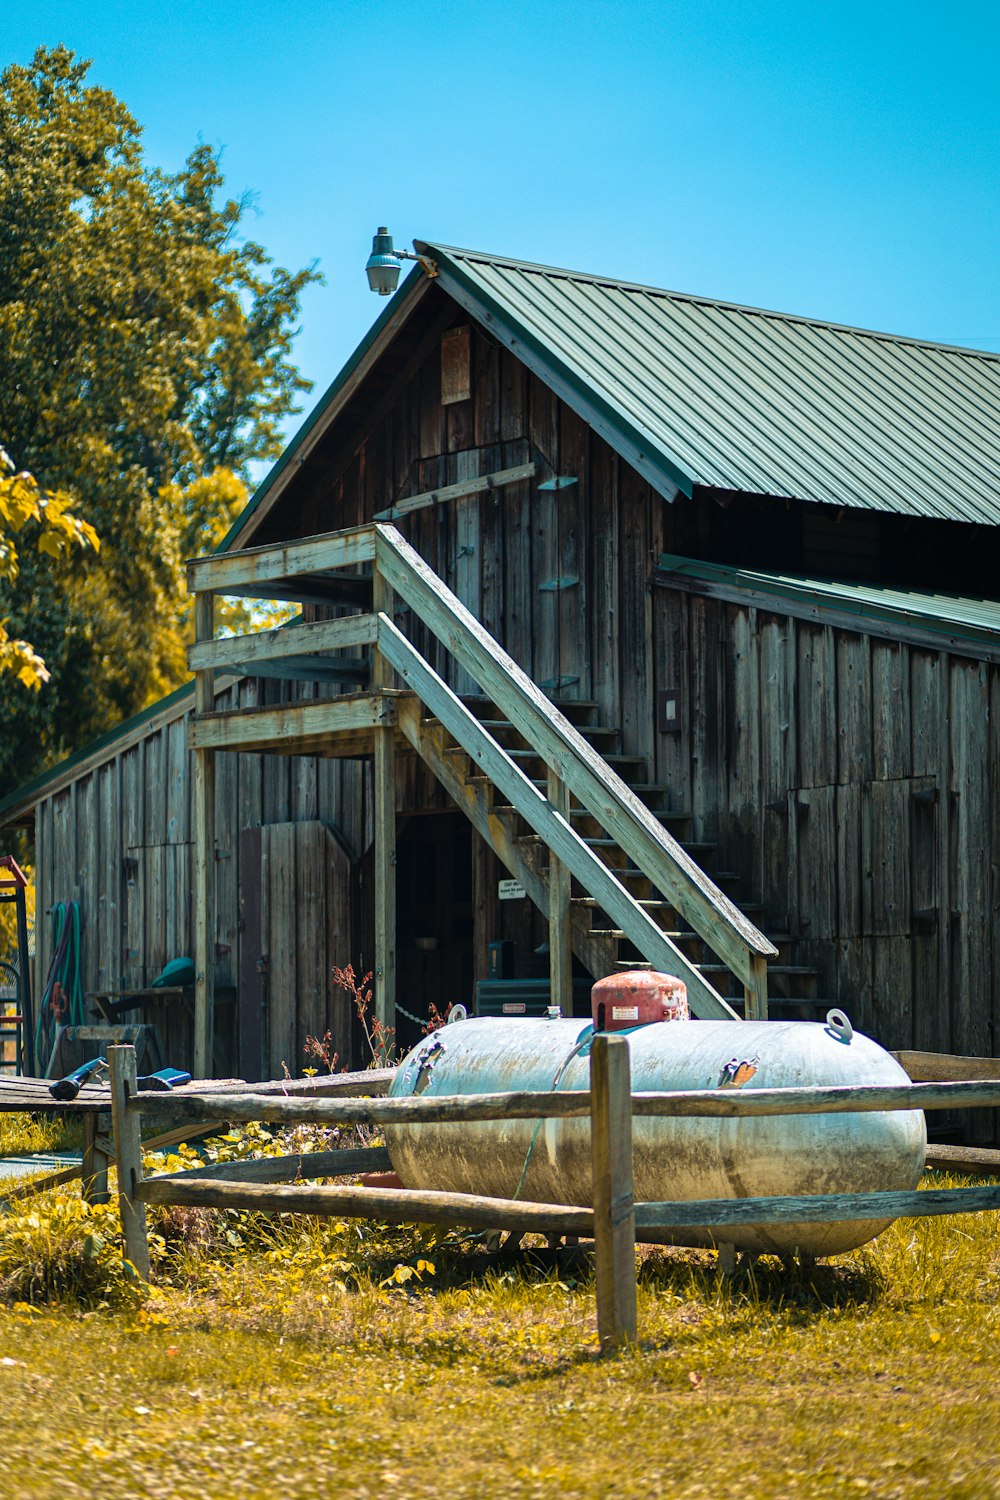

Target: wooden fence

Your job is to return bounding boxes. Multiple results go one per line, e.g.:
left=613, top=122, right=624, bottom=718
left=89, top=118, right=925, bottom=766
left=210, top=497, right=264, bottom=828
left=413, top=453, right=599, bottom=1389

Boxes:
left=108, top=1041, right=1000, bottom=1351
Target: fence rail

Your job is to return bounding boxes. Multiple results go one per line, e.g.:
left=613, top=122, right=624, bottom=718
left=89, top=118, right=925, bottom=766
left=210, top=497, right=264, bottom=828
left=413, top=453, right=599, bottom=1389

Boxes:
left=108, top=1041, right=1000, bottom=1352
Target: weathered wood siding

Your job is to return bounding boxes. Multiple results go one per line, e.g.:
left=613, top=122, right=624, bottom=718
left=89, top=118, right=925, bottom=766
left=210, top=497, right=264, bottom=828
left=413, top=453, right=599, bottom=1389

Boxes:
left=653, top=585, right=1000, bottom=1084
left=34, top=681, right=364, bottom=1076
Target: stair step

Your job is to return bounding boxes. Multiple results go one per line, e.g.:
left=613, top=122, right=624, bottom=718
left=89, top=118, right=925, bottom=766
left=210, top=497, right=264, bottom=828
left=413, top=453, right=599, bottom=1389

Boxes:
left=460, top=694, right=601, bottom=726
left=699, top=964, right=819, bottom=978
left=474, top=719, right=621, bottom=747
left=572, top=896, right=672, bottom=912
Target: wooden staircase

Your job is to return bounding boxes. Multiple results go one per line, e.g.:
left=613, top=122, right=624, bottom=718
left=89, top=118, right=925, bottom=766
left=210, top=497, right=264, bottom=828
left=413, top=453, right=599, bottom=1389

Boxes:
left=186, top=519, right=780, bottom=1063
left=415, top=694, right=822, bottom=1018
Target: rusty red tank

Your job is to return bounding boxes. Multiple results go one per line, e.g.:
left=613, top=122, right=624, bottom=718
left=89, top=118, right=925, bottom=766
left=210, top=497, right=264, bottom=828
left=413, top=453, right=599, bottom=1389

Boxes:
left=591, top=970, right=689, bottom=1031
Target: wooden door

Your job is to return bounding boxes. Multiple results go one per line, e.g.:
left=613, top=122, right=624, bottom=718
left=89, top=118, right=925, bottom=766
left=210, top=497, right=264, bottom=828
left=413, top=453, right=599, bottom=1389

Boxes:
left=238, top=820, right=356, bottom=1082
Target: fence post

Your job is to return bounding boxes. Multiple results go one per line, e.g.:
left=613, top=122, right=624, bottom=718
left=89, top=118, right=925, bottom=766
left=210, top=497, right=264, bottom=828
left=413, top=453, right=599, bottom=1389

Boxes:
left=81, top=1111, right=111, bottom=1205
left=108, top=1044, right=150, bottom=1280
left=590, top=1032, right=637, bottom=1351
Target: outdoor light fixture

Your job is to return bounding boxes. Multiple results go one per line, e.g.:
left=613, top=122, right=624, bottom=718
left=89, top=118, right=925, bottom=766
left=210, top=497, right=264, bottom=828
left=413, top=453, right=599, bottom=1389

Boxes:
left=364, top=227, right=438, bottom=295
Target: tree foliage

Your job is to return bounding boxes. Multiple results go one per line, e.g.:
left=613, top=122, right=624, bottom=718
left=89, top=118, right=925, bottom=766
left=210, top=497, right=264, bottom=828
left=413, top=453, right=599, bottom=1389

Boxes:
left=0, top=448, right=98, bottom=688
left=0, top=45, right=319, bottom=788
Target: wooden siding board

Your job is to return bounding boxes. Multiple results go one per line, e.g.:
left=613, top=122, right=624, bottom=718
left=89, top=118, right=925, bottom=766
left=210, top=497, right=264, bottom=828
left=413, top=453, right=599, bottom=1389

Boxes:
left=797, top=625, right=836, bottom=788
left=264, top=822, right=297, bottom=1078
left=618, top=466, right=653, bottom=764
left=871, top=779, right=910, bottom=937
left=590, top=444, right=621, bottom=731
left=949, top=660, right=990, bottom=1062
left=872, top=642, right=912, bottom=780
left=531, top=378, right=560, bottom=690
left=295, top=821, right=327, bottom=1061
left=122, top=746, right=145, bottom=988
left=758, top=615, right=795, bottom=930
left=97, top=759, right=121, bottom=992
left=835, top=633, right=873, bottom=785
left=557, top=407, right=590, bottom=699
left=725, top=606, right=760, bottom=883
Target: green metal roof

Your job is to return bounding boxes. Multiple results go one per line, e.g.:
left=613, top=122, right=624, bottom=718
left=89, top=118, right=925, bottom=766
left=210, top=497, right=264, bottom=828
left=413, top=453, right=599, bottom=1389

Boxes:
left=658, top=552, right=1000, bottom=656
left=420, top=242, right=1000, bottom=526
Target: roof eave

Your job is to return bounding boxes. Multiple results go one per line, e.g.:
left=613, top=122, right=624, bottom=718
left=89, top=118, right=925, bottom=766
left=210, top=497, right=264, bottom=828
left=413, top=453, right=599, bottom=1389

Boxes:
left=418, top=241, right=694, bottom=504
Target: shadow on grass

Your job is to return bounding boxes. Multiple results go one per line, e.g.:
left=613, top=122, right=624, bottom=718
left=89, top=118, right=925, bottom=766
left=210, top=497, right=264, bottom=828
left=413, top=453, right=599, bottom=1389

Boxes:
left=637, top=1244, right=888, bottom=1315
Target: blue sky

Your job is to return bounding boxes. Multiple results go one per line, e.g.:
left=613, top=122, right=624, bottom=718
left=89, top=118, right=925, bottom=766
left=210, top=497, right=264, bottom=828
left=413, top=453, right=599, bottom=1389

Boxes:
left=5, top=1, right=999, bottom=439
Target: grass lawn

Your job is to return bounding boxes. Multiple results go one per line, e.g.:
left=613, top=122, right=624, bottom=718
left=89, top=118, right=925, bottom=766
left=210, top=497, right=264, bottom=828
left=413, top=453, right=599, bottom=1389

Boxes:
left=0, top=1122, right=998, bottom=1499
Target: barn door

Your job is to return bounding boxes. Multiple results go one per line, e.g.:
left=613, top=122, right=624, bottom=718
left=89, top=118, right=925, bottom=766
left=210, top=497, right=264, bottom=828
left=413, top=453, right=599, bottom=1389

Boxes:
left=238, top=821, right=356, bottom=1082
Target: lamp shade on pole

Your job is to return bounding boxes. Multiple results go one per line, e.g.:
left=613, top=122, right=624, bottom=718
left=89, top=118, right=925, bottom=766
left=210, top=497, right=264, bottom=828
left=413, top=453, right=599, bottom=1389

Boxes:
left=365, top=227, right=402, bottom=295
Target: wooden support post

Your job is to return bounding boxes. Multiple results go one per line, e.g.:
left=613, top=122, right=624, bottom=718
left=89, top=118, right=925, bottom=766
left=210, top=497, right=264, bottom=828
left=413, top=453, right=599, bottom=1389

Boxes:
left=547, top=768, right=573, bottom=1014
left=717, top=1240, right=736, bottom=1274
left=108, top=1045, right=150, bottom=1280
left=590, top=1032, right=637, bottom=1352
left=81, top=1111, right=111, bottom=1205
left=194, top=590, right=217, bottom=1079
left=744, top=952, right=768, bottom=1021
left=372, top=566, right=396, bottom=1040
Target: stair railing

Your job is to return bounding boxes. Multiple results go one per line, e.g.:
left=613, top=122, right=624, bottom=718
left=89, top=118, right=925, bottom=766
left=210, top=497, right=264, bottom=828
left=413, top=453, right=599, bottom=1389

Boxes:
left=372, top=523, right=776, bottom=1019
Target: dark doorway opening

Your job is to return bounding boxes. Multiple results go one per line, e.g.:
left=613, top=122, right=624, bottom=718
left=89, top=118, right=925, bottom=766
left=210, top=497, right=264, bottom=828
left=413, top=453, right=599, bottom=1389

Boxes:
left=361, top=812, right=475, bottom=1056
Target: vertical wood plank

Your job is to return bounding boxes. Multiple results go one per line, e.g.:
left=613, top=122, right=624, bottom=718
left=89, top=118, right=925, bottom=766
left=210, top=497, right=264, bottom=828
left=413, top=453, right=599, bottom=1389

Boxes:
left=835, top=632, right=873, bottom=786
left=193, top=591, right=216, bottom=1080
left=108, top=1045, right=149, bottom=1279
left=872, top=642, right=911, bottom=780
left=590, top=1033, right=636, bottom=1352
left=372, top=566, right=397, bottom=1039
left=758, top=616, right=795, bottom=930
left=589, top=444, right=620, bottom=730
left=295, top=821, right=326, bottom=1060
left=546, top=769, right=573, bottom=1014
left=558, top=408, right=590, bottom=699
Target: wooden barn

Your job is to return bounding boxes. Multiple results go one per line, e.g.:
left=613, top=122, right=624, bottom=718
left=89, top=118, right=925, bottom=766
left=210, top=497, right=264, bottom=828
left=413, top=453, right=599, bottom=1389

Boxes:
left=3, top=242, right=1000, bottom=1094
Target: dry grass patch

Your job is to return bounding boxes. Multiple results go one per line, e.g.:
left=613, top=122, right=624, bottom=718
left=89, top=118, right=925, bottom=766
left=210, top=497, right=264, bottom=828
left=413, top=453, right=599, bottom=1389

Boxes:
left=0, top=1113, right=998, bottom=1499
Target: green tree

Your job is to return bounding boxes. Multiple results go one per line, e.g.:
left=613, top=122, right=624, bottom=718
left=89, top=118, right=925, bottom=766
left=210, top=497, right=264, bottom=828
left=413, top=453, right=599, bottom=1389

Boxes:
left=0, top=45, right=319, bottom=790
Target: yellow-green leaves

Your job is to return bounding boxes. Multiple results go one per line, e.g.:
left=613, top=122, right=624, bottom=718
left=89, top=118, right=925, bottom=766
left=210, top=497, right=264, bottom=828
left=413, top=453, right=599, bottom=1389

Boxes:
left=0, top=449, right=99, bottom=688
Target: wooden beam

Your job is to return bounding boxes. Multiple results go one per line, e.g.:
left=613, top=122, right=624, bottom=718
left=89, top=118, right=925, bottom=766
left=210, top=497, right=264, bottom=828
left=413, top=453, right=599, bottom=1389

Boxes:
left=188, top=613, right=378, bottom=672
left=200, top=577, right=372, bottom=610
left=634, top=1184, right=1000, bottom=1229
left=193, top=591, right=216, bottom=1080
left=187, top=524, right=376, bottom=595
left=130, top=1075, right=1000, bottom=1129
left=546, top=768, right=573, bottom=1014
left=189, top=694, right=396, bottom=753
left=893, top=1050, right=1000, bottom=1082
left=372, top=566, right=397, bottom=1040
left=168, top=1144, right=392, bottom=1182
left=743, top=952, right=769, bottom=1021
left=136, top=1174, right=594, bottom=1235
left=108, top=1046, right=150, bottom=1278
left=924, top=1144, right=1000, bottom=1174
left=219, top=657, right=368, bottom=686
left=591, top=1034, right=637, bottom=1351
left=375, top=525, right=775, bottom=982
left=377, top=615, right=738, bottom=1019
left=373, top=462, right=536, bottom=522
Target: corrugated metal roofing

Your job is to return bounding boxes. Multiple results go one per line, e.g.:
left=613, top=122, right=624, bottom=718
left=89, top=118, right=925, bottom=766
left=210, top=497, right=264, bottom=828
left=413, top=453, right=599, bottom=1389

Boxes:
left=422, top=243, right=1000, bottom=526
left=659, top=552, right=1000, bottom=650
